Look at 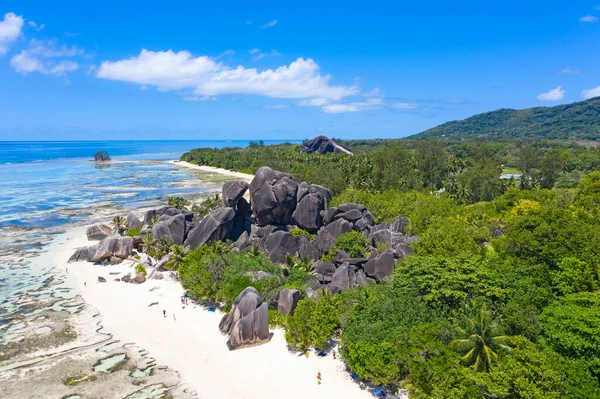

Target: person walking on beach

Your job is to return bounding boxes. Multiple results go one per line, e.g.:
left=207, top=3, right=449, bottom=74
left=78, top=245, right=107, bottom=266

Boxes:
left=332, top=349, right=336, bottom=359
left=163, top=309, right=166, bottom=318
left=317, top=371, right=322, bottom=385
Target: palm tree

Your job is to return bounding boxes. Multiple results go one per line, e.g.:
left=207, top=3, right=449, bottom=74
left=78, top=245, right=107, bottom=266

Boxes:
left=142, top=232, right=154, bottom=253
left=165, top=245, right=189, bottom=271
left=168, top=197, right=190, bottom=210
left=111, top=216, right=129, bottom=235
left=450, top=301, right=512, bottom=372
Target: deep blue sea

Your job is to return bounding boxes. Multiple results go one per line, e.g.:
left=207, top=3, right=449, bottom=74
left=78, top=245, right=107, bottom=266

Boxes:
left=0, top=140, right=297, bottom=308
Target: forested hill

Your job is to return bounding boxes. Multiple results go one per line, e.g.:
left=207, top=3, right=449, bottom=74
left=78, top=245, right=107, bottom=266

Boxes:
left=412, top=97, right=600, bottom=141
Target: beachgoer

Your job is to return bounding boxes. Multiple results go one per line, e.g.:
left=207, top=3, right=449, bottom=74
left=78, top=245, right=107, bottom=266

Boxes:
left=173, top=313, right=176, bottom=321
left=317, top=371, right=322, bottom=385
left=305, top=350, right=309, bottom=358
left=163, top=310, right=166, bottom=318
left=332, top=349, right=336, bottom=359
left=84, top=282, right=86, bottom=287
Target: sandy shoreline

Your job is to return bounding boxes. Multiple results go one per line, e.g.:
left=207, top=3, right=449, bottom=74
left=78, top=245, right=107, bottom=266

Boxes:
left=58, top=223, right=376, bottom=399
left=173, top=161, right=254, bottom=182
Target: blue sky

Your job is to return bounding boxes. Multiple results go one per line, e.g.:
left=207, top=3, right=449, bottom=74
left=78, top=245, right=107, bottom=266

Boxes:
left=0, top=1, right=599, bottom=140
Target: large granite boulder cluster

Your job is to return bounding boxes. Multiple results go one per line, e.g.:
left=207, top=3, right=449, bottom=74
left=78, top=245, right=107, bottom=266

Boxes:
left=300, top=135, right=353, bottom=155
left=219, top=287, right=270, bottom=350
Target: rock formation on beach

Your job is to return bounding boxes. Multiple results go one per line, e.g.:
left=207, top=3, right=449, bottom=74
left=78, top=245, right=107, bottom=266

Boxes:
left=219, top=287, right=270, bottom=350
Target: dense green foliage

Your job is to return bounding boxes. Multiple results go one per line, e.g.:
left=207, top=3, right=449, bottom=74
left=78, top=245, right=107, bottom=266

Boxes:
left=177, top=135, right=600, bottom=396
left=179, top=242, right=311, bottom=309
left=413, top=97, right=600, bottom=141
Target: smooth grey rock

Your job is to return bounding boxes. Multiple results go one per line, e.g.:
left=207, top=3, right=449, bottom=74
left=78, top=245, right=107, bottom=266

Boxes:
left=313, top=230, right=336, bottom=253
left=152, top=213, right=187, bottom=245
left=184, top=207, right=235, bottom=250
left=227, top=302, right=270, bottom=350
left=87, top=236, right=134, bottom=262
left=371, top=229, right=394, bottom=247
left=98, top=276, right=107, bottom=283
left=250, top=167, right=298, bottom=226
left=121, top=274, right=131, bottom=283
left=86, top=224, right=113, bottom=241
left=219, top=287, right=263, bottom=335
left=389, top=216, right=408, bottom=234
left=265, top=231, right=300, bottom=263
left=130, top=272, right=146, bottom=284
left=355, top=269, right=370, bottom=286
left=333, top=209, right=363, bottom=223
left=308, top=184, right=332, bottom=208
left=297, top=235, right=320, bottom=261
left=363, top=252, right=395, bottom=281
left=296, top=182, right=310, bottom=203
left=222, top=181, right=249, bottom=207
left=323, top=218, right=353, bottom=240
left=305, top=288, right=320, bottom=300
left=126, top=212, right=143, bottom=230
left=329, top=263, right=350, bottom=294
left=338, top=203, right=366, bottom=213
left=277, top=288, right=300, bottom=315
left=68, top=247, right=89, bottom=263
left=394, top=243, right=413, bottom=259
left=311, top=260, right=336, bottom=276
left=293, top=193, right=326, bottom=232
left=235, top=231, right=249, bottom=247
left=322, top=207, right=340, bottom=225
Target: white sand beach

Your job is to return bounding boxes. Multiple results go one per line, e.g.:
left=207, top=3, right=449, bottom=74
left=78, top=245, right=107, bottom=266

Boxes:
left=174, top=161, right=254, bottom=182
left=58, top=226, right=377, bottom=399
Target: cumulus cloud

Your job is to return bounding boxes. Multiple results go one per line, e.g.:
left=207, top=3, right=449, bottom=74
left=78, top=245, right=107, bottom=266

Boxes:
left=537, top=86, right=564, bottom=101
left=262, top=19, right=278, bottom=29
left=580, top=15, right=599, bottom=22
left=558, top=67, right=581, bottom=74
left=0, top=12, right=24, bottom=55
left=95, top=50, right=358, bottom=102
left=11, top=39, right=83, bottom=76
left=581, top=86, right=600, bottom=100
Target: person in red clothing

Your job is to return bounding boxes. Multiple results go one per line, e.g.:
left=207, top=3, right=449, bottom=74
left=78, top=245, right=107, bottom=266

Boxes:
left=317, top=371, right=322, bottom=385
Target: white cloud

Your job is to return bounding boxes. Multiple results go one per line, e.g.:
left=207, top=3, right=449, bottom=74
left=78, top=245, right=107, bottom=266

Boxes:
left=10, top=39, right=83, bottom=76
left=27, top=20, right=45, bottom=31
left=250, top=49, right=281, bottom=61
left=558, top=67, right=581, bottom=74
left=0, top=12, right=24, bottom=55
left=264, top=104, right=289, bottom=109
left=537, top=86, right=564, bottom=101
left=262, top=19, right=278, bottom=29
left=391, top=102, right=418, bottom=109
left=95, top=50, right=358, bottom=102
left=298, top=98, right=330, bottom=106
left=581, top=86, right=600, bottom=100
left=580, top=15, right=599, bottom=22
left=322, top=98, right=384, bottom=113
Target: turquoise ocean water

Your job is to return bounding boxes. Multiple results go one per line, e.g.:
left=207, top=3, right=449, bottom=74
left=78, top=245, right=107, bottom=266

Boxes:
left=0, top=140, right=295, bottom=316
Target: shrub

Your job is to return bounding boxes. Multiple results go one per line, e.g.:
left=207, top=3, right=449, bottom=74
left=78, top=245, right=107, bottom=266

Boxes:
left=191, top=193, right=221, bottom=217
left=284, top=297, right=339, bottom=351
left=125, top=228, right=141, bottom=237
left=135, top=264, right=147, bottom=275
left=268, top=309, right=287, bottom=328
left=334, top=231, right=370, bottom=258
left=289, top=227, right=315, bottom=240
left=167, top=197, right=190, bottom=210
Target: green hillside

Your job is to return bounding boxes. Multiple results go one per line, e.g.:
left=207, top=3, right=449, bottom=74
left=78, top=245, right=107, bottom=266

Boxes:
left=412, top=97, right=600, bottom=141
